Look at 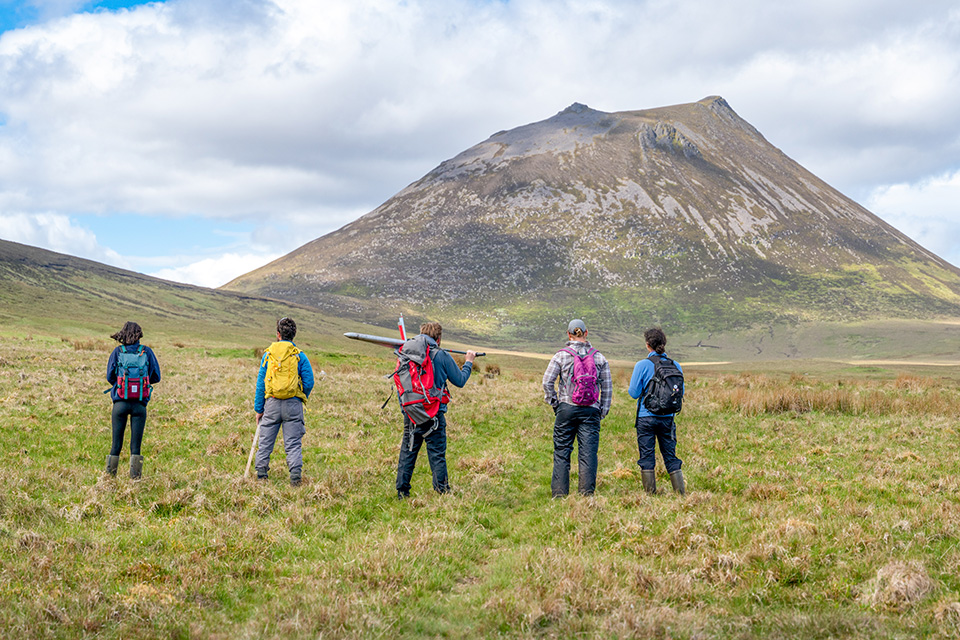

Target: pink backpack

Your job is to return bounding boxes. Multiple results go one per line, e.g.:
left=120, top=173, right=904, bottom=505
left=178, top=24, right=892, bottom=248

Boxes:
left=560, top=346, right=599, bottom=406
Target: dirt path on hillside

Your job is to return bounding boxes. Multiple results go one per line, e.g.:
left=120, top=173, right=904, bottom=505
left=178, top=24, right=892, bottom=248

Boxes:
left=842, top=359, right=960, bottom=367
left=477, top=346, right=960, bottom=369
left=474, top=346, right=731, bottom=368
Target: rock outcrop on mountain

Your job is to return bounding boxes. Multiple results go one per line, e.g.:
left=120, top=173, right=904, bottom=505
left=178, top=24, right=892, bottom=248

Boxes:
left=224, top=97, right=960, bottom=342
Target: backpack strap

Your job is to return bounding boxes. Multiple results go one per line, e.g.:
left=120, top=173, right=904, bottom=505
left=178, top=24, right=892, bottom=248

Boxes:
left=640, top=354, right=663, bottom=407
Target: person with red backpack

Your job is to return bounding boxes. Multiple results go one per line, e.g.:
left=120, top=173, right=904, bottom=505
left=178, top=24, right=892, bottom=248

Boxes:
left=105, top=321, right=161, bottom=479
left=254, top=317, right=315, bottom=486
left=542, top=319, right=612, bottom=497
left=394, top=322, right=476, bottom=499
left=628, top=327, right=685, bottom=495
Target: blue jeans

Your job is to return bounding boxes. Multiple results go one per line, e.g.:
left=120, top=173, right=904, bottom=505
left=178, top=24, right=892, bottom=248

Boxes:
left=551, top=403, right=601, bottom=496
left=396, top=412, right=449, bottom=496
left=636, top=415, right=682, bottom=473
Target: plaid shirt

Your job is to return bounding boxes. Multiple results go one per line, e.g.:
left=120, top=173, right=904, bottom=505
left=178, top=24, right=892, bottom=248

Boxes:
left=542, top=340, right=613, bottom=418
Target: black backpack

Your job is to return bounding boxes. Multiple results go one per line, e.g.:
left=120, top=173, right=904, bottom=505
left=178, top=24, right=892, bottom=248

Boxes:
left=641, top=354, right=683, bottom=415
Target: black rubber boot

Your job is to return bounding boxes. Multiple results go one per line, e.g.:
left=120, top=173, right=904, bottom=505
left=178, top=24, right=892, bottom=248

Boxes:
left=105, top=455, right=119, bottom=477
left=129, top=455, right=144, bottom=480
left=669, top=469, right=686, bottom=495
left=641, top=469, right=657, bottom=494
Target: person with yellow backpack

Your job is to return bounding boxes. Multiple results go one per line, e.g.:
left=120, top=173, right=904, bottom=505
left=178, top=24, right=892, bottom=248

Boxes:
left=253, top=317, right=315, bottom=485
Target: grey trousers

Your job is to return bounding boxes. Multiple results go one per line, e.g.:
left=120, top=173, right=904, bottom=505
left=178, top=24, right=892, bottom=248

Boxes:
left=256, top=397, right=305, bottom=476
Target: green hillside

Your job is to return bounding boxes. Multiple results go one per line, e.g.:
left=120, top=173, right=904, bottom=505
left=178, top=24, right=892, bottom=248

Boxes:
left=0, top=238, right=382, bottom=352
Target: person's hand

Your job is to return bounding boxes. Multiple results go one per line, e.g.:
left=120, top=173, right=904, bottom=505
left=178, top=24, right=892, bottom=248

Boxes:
left=255, top=412, right=263, bottom=424
left=465, top=350, right=477, bottom=363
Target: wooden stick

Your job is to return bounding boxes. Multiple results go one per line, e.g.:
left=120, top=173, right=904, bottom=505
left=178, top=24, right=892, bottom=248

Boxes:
left=244, top=420, right=260, bottom=479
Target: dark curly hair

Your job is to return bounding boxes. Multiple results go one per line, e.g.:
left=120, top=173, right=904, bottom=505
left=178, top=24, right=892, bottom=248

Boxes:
left=644, top=327, right=667, bottom=354
left=277, top=317, right=297, bottom=341
left=111, top=321, right=143, bottom=346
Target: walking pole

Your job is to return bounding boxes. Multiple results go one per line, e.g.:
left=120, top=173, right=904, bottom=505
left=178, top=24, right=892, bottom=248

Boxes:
left=244, top=418, right=260, bottom=478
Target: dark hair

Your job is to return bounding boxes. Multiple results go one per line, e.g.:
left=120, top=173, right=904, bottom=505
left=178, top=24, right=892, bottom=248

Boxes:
left=277, top=317, right=297, bottom=341
left=644, top=327, right=666, bottom=354
left=111, top=321, right=143, bottom=346
left=420, top=322, right=442, bottom=344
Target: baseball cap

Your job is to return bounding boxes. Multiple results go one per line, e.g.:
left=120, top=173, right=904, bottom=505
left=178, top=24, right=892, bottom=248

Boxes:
left=567, top=319, right=587, bottom=334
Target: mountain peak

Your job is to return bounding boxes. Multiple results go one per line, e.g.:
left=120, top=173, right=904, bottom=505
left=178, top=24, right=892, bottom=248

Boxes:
left=558, top=102, right=594, bottom=115
left=225, top=98, right=960, bottom=341
left=698, top=95, right=730, bottom=110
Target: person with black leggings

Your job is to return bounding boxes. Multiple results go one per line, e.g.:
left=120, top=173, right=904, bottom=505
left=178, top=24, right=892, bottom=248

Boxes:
left=105, top=321, right=161, bottom=479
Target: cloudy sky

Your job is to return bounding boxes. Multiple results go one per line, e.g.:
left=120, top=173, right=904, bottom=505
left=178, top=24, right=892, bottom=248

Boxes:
left=1, top=0, right=958, bottom=287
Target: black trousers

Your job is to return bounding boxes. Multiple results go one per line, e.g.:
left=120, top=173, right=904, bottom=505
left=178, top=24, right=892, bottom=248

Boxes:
left=396, top=413, right=449, bottom=496
left=110, top=400, right=147, bottom=456
left=551, top=403, right=601, bottom=496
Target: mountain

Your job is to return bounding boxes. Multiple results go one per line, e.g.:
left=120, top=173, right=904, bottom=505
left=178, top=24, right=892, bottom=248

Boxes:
left=0, top=238, right=358, bottom=346
left=225, top=96, right=960, bottom=343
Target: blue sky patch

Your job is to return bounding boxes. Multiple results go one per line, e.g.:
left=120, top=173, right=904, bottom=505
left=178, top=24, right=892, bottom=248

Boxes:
left=81, top=213, right=258, bottom=259
left=0, top=1, right=162, bottom=33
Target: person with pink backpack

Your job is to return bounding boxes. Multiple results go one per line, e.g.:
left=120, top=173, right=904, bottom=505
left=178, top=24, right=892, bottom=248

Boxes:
left=542, top=319, right=612, bottom=497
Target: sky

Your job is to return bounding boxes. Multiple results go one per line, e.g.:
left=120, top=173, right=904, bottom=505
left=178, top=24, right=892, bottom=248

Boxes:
left=0, top=0, right=959, bottom=288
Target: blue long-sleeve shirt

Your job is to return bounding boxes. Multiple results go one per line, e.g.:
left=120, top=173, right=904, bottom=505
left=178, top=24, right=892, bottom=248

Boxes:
left=422, top=335, right=472, bottom=412
left=106, top=342, right=161, bottom=403
left=628, top=351, right=683, bottom=418
left=254, top=341, right=315, bottom=413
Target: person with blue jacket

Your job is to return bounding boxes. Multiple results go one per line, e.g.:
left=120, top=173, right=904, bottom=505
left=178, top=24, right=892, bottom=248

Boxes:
left=396, top=322, right=476, bottom=499
left=254, top=317, right=315, bottom=486
left=628, top=327, right=685, bottom=495
left=105, top=321, right=161, bottom=479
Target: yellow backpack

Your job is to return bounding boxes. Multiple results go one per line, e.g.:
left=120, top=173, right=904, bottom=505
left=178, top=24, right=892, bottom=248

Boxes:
left=263, top=342, right=306, bottom=401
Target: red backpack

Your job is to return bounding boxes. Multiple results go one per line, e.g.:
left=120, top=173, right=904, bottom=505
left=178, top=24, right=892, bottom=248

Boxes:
left=389, top=335, right=450, bottom=426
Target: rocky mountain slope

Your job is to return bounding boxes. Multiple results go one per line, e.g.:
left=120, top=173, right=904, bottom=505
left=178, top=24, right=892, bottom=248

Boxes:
left=224, top=97, right=960, bottom=343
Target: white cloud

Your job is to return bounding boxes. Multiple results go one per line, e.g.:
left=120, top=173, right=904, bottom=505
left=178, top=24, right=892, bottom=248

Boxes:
left=1, top=0, right=959, bottom=271
left=0, top=212, right=129, bottom=266
left=866, top=172, right=960, bottom=266
left=149, top=251, right=282, bottom=288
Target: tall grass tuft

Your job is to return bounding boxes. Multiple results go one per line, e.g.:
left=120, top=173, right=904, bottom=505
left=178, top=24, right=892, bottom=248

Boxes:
left=708, top=371, right=959, bottom=416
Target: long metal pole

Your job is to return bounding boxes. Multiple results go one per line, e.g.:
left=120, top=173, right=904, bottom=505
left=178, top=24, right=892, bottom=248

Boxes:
left=344, top=332, right=484, bottom=356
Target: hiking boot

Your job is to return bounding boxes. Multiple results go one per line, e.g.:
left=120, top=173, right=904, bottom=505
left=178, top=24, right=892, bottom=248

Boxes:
left=397, top=491, right=409, bottom=500
left=105, top=455, right=119, bottom=477
left=290, top=475, right=302, bottom=487
left=129, top=455, right=144, bottom=480
left=669, top=469, right=686, bottom=496
left=255, top=468, right=268, bottom=481
left=641, top=469, right=657, bottom=494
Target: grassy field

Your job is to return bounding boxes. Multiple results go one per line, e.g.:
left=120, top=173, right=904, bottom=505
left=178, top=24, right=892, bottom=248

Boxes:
left=1, top=326, right=959, bottom=639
